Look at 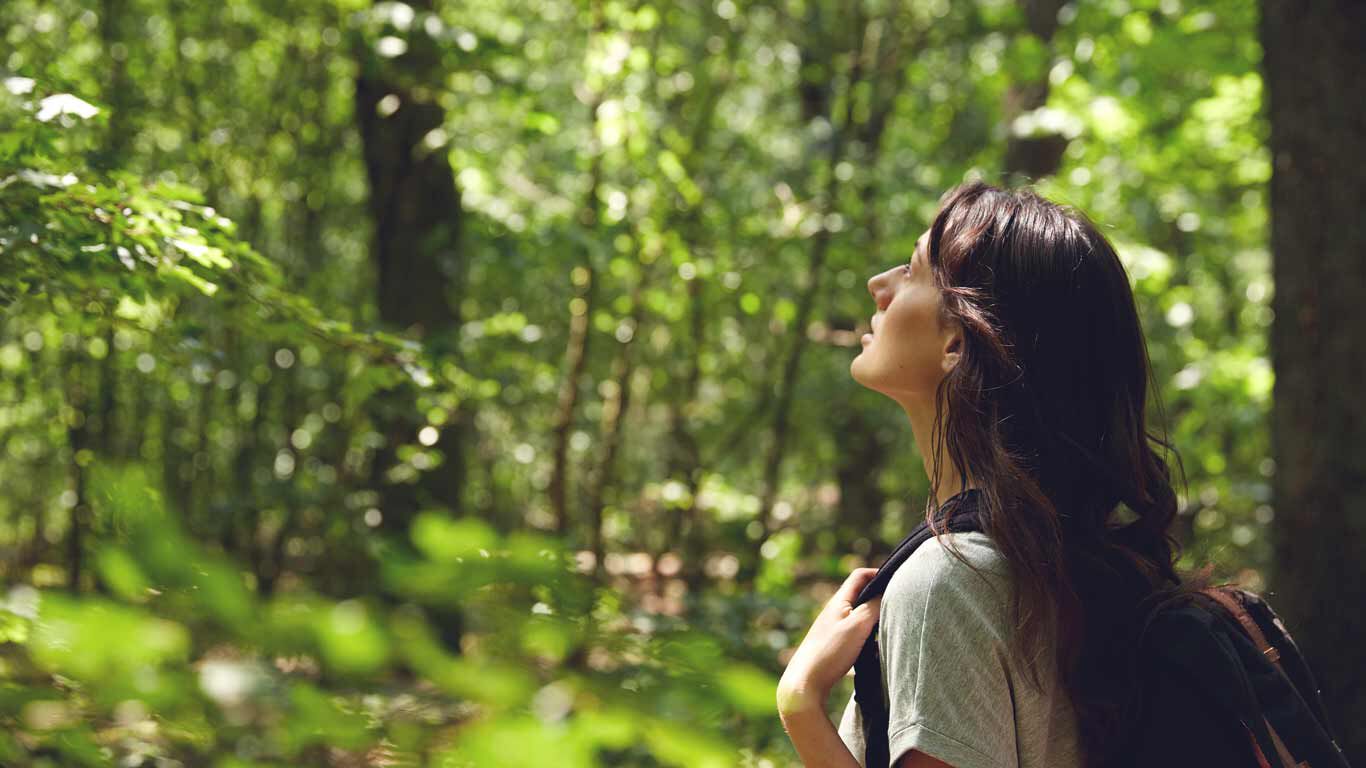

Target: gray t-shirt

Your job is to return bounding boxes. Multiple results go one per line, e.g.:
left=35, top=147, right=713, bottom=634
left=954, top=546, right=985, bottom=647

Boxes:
left=836, top=531, right=1083, bottom=768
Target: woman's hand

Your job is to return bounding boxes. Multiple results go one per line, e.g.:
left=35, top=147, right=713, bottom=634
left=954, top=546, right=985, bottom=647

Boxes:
left=776, top=567, right=882, bottom=717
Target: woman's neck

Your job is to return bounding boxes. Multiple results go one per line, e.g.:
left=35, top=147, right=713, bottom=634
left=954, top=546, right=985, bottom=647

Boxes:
left=900, top=394, right=975, bottom=508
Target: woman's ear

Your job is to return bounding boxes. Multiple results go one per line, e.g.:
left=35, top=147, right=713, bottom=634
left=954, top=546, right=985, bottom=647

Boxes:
left=940, top=326, right=963, bottom=375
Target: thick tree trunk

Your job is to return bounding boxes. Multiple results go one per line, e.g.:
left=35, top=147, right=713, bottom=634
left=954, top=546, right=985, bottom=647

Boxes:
left=355, top=80, right=462, bottom=337
left=1262, top=0, right=1366, bottom=760
left=355, top=3, right=468, bottom=532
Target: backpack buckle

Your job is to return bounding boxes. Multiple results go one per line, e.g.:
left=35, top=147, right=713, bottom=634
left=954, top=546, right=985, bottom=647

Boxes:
left=1264, top=646, right=1281, bottom=664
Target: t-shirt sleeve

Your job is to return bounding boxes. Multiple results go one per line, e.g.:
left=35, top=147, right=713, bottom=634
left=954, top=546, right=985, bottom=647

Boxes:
left=878, top=534, right=1018, bottom=768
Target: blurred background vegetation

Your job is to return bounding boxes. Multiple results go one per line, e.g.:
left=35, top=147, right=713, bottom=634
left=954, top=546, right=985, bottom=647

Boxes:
left=1, top=0, right=1362, bottom=765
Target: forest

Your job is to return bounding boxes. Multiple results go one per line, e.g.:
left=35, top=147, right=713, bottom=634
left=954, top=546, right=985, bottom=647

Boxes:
left=1, top=0, right=1363, bottom=765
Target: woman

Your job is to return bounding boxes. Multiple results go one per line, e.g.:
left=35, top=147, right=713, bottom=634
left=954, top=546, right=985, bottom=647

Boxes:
left=776, top=181, right=1207, bottom=768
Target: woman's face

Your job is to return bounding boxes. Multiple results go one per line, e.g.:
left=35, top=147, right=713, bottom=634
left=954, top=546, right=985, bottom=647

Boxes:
left=850, top=230, right=962, bottom=403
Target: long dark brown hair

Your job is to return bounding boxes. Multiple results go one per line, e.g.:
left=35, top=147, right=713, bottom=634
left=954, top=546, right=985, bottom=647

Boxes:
left=919, top=180, right=1215, bottom=766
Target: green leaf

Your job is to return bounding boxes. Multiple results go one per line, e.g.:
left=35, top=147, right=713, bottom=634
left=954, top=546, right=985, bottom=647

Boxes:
left=411, top=512, right=498, bottom=562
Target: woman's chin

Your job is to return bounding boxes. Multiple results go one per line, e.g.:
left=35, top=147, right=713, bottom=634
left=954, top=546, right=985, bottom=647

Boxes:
left=849, top=353, right=873, bottom=385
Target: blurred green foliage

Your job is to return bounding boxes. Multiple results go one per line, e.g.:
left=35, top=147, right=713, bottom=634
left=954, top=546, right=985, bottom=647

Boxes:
left=2, top=462, right=783, bottom=765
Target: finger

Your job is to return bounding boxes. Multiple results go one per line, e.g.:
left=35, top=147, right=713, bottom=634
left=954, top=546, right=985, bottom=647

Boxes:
left=835, top=567, right=879, bottom=604
left=855, top=595, right=881, bottom=618
left=849, top=596, right=881, bottom=630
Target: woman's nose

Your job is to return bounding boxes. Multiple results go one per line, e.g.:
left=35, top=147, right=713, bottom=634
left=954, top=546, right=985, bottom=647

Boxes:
left=867, top=269, right=892, bottom=308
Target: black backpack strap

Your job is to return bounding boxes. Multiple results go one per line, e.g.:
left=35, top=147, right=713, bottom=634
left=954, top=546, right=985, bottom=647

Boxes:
left=850, top=490, right=983, bottom=768
left=852, top=631, right=889, bottom=768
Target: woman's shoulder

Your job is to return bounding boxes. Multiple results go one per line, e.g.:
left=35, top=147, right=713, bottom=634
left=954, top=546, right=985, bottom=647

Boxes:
left=884, top=530, right=1011, bottom=609
left=876, top=530, right=1016, bottom=667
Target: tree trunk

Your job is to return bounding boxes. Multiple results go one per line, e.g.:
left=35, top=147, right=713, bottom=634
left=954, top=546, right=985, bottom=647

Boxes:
left=1262, top=0, right=1366, bottom=760
left=64, top=351, right=90, bottom=593
left=663, top=274, right=708, bottom=592
left=1003, top=0, right=1069, bottom=183
left=548, top=1, right=608, bottom=542
left=547, top=163, right=600, bottom=539
left=355, top=0, right=468, bottom=532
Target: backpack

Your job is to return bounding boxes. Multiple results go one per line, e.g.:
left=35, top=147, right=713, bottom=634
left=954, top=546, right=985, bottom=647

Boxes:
left=852, top=491, right=1351, bottom=768
left=1123, top=584, right=1350, bottom=768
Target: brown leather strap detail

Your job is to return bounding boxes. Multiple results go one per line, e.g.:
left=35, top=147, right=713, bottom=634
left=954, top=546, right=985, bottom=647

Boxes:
left=1244, top=720, right=1273, bottom=768
left=1265, top=716, right=1312, bottom=768
left=1202, top=587, right=1283, bottom=669
left=1207, top=588, right=1311, bottom=767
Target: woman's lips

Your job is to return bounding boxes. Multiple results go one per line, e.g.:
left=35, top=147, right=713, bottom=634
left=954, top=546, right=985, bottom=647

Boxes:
left=861, top=333, right=874, bottom=345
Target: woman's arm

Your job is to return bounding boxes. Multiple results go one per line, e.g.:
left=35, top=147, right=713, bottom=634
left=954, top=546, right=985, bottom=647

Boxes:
left=774, top=567, right=956, bottom=768
left=777, top=690, right=862, bottom=768
left=777, top=690, right=954, bottom=768
left=775, top=566, right=878, bottom=767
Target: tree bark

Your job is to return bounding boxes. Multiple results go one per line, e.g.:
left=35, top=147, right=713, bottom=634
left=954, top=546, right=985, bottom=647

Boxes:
left=1262, top=0, right=1366, bottom=760
left=355, top=0, right=468, bottom=532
